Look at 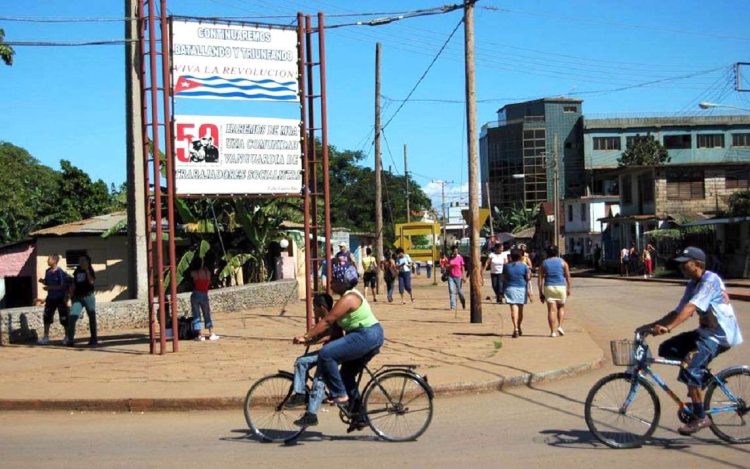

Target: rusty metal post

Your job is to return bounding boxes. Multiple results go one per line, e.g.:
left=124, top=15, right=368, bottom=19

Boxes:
left=146, top=0, right=167, bottom=354
left=137, top=0, right=156, bottom=354
left=317, top=12, right=332, bottom=292
left=160, top=2, right=179, bottom=352
left=305, top=15, right=319, bottom=293
left=297, top=13, right=313, bottom=331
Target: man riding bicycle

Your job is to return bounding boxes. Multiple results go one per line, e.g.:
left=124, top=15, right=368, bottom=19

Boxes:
left=292, top=264, right=384, bottom=430
left=638, top=246, right=743, bottom=435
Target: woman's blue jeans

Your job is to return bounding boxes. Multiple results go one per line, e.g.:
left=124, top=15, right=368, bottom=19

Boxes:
left=448, top=275, right=465, bottom=310
left=308, top=323, right=384, bottom=414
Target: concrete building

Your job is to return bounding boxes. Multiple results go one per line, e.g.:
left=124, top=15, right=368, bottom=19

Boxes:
left=585, top=115, right=750, bottom=252
left=563, top=195, right=620, bottom=262
left=480, top=97, right=585, bottom=210
left=0, top=239, right=36, bottom=308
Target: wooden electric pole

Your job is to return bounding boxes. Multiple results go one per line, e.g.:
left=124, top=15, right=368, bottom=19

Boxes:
left=464, top=0, right=482, bottom=323
left=404, top=144, right=411, bottom=223
left=553, top=133, right=560, bottom=250
left=374, top=43, right=384, bottom=266
left=485, top=181, right=494, bottom=238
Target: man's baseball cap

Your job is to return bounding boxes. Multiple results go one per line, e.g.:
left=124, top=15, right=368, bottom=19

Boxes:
left=338, top=242, right=347, bottom=248
left=675, top=246, right=706, bottom=263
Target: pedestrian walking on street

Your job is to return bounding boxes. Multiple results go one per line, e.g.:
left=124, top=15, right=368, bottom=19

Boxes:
left=37, top=254, right=70, bottom=345
left=395, top=248, right=414, bottom=304
left=503, top=248, right=533, bottom=338
left=484, top=243, right=507, bottom=304
left=66, top=254, right=98, bottom=346
left=538, top=245, right=572, bottom=338
left=447, top=246, right=466, bottom=315
left=335, top=242, right=356, bottom=268
left=426, top=259, right=433, bottom=279
left=382, top=251, right=397, bottom=302
left=361, top=247, right=378, bottom=302
left=620, top=246, right=630, bottom=277
left=642, top=246, right=653, bottom=278
left=191, top=256, right=218, bottom=341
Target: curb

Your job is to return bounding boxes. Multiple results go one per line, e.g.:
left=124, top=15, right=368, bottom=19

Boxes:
left=0, top=356, right=604, bottom=412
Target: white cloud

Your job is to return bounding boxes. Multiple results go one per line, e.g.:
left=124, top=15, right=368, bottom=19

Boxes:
left=421, top=181, right=469, bottom=210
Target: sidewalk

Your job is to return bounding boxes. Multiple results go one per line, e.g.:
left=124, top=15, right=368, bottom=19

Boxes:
left=571, top=269, right=750, bottom=302
left=0, top=275, right=603, bottom=411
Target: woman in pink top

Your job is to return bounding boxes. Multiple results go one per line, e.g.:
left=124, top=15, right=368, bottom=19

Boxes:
left=447, top=246, right=466, bottom=314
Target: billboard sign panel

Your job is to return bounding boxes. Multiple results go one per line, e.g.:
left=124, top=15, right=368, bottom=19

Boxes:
left=174, top=115, right=302, bottom=195
left=171, top=19, right=298, bottom=102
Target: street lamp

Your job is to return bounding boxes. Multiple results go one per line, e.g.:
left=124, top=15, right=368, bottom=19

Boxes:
left=698, top=101, right=750, bottom=112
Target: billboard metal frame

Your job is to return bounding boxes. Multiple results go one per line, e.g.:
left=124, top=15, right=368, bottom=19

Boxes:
left=138, top=3, right=331, bottom=353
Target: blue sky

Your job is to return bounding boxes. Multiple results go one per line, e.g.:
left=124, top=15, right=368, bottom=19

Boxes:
left=1, top=0, right=749, bottom=208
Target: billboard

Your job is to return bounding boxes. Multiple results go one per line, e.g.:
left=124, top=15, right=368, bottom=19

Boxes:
left=171, top=19, right=298, bottom=101
left=174, top=115, right=302, bottom=195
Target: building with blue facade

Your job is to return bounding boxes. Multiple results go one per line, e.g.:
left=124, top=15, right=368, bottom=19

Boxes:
left=480, top=97, right=584, bottom=210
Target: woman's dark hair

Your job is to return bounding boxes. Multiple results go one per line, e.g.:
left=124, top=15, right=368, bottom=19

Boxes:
left=313, top=293, right=334, bottom=311
left=396, top=247, right=404, bottom=254
left=510, top=248, right=521, bottom=262
left=546, top=245, right=559, bottom=257
left=493, top=243, right=502, bottom=251
left=366, top=247, right=372, bottom=255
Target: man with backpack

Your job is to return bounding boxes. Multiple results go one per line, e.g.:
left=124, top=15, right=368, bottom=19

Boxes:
left=37, top=254, right=70, bottom=345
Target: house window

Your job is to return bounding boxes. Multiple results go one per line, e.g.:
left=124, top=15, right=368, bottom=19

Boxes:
left=732, top=133, right=750, bottom=148
left=65, top=250, right=88, bottom=268
left=697, top=134, right=725, bottom=148
left=593, top=137, right=621, bottom=151
left=663, top=134, right=692, bottom=149
left=563, top=105, right=578, bottom=113
left=622, top=175, right=632, bottom=204
left=580, top=203, right=586, bottom=221
left=667, top=170, right=705, bottom=200
left=568, top=205, right=573, bottom=222
left=726, top=170, right=750, bottom=190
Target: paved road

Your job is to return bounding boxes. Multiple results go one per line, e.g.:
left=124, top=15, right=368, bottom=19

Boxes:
left=2, top=278, right=749, bottom=469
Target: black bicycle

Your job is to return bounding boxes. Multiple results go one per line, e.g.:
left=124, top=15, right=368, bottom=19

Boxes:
left=585, top=331, right=750, bottom=448
left=244, top=348, right=434, bottom=443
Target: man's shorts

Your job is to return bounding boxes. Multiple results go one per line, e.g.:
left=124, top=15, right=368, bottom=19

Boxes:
left=43, top=297, right=69, bottom=326
left=658, top=330, right=729, bottom=388
left=543, top=285, right=567, bottom=304
left=362, top=272, right=377, bottom=288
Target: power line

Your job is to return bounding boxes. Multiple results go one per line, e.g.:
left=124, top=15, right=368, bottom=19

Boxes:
left=381, top=17, right=463, bottom=131
left=4, top=39, right=137, bottom=47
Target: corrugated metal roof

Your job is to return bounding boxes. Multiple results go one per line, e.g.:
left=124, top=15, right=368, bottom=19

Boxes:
left=30, top=212, right=127, bottom=237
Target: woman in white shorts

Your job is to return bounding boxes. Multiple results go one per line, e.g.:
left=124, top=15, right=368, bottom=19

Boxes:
left=538, top=245, right=572, bottom=337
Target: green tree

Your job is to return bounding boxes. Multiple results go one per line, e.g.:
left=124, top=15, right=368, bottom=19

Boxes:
left=57, top=159, right=114, bottom=222
left=492, top=203, right=539, bottom=233
left=728, top=189, right=750, bottom=216
left=617, top=133, right=670, bottom=167
left=0, top=28, right=14, bottom=66
left=0, top=142, right=60, bottom=243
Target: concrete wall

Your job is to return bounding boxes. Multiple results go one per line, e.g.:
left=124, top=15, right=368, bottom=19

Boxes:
left=1, top=279, right=298, bottom=344
left=34, top=235, right=129, bottom=303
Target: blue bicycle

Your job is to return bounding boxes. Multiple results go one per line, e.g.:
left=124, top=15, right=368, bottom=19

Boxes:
left=585, top=331, right=750, bottom=448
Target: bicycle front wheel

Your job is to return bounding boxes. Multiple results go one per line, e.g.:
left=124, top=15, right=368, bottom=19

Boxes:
left=244, top=373, right=305, bottom=443
left=363, top=372, right=433, bottom=442
left=705, top=367, right=750, bottom=444
left=585, top=372, right=660, bottom=449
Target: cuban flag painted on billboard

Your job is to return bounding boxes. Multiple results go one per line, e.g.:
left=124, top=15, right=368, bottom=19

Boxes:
left=174, top=75, right=298, bottom=101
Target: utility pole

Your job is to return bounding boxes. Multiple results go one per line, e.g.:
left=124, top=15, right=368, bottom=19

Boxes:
left=464, top=0, right=482, bottom=323
left=433, top=180, right=453, bottom=251
left=404, top=144, right=410, bottom=223
left=485, top=181, right=494, bottom=238
left=553, top=133, right=560, bottom=250
left=374, top=43, right=384, bottom=270
left=125, top=0, right=148, bottom=300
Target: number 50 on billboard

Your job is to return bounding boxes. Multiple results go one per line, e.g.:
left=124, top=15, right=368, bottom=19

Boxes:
left=174, top=115, right=303, bottom=196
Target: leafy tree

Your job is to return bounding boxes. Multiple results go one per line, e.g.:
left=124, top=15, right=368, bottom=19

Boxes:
left=492, top=202, right=539, bottom=233
left=0, top=28, right=14, bottom=66
left=56, top=159, right=114, bottom=223
left=617, top=133, right=670, bottom=167
left=728, top=190, right=750, bottom=216
left=0, top=142, right=60, bottom=243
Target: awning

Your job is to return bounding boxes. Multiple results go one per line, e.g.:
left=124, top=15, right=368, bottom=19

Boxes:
left=683, top=216, right=750, bottom=227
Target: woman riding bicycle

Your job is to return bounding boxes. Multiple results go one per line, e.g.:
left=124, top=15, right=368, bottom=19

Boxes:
left=292, top=263, right=384, bottom=428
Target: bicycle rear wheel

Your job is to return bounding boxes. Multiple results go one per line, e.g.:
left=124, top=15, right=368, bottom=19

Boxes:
left=363, top=371, right=433, bottom=442
left=244, top=373, right=305, bottom=443
left=585, top=372, right=660, bottom=449
left=705, top=367, right=750, bottom=444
